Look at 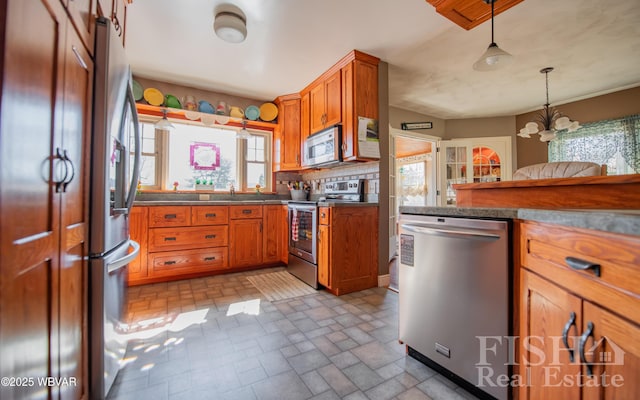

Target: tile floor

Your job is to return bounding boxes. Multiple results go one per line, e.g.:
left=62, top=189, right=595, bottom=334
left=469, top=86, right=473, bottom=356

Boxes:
left=107, top=267, right=480, bottom=400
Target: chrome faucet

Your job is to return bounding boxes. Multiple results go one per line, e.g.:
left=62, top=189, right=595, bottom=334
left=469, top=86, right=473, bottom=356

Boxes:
left=229, top=184, right=235, bottom=196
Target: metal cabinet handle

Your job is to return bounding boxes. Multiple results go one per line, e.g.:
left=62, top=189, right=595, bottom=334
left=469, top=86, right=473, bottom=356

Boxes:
left=164, top=237, right=176, bottom=241
left=205, top=213, right=217, bottom=218
left=71, top=45, right=88, bottom=71
left=204, top=256, right=216, bottom=262
left=321, top=212, right=326, bottom=218
left=53, top=148, right=69, bottom=193
left=205, top=234, right=216, bottom=239
left=61, top=150, right=75, bottom=192
left=565, top=256, right=601, bottom=277
left=164, top=260, right=176, bottom=266
left=562, top=311, right=577, bottom=362
left=578, top=321, right=595, bottom=376
left=164, top=214, right=177, bottom=219
left=242, top=209, right=252, bottom=214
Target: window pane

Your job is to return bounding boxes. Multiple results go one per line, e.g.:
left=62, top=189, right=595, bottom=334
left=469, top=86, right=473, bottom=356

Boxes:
left=247, top=135, right=265, bottom=162
left=138, top=155, right=156, bottom=186
left=247, top=162, right=266, bottom=189
left=167, top=125, right=237, bottom=190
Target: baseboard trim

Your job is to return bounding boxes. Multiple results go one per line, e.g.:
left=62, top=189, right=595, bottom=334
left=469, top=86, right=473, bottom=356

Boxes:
left=378, top=274, right=390, bottom=287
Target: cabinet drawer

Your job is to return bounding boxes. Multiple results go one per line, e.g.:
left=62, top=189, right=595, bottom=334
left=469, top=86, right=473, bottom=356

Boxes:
left=229, top=205, right=262, bottom=219
left=148, top=225, right=228, bottom=252
left=319, top=207, right=331, bottom=225
left=192, top=206, right=229, bottom=225
left=522, top=221, right=640, bottom=321
left=148, top=206, right=190, bottom=227
left=149, top=247, right=228, bottom=277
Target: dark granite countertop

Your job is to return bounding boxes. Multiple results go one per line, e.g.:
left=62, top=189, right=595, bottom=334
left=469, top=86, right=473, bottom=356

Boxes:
left=399, top=206, right=640, bottom=236
left=135, top=200, right=287, bottom=206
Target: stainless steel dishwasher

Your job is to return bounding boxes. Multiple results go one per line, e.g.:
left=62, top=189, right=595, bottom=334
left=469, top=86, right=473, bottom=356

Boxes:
left=398, top=214, right=510, bottom=400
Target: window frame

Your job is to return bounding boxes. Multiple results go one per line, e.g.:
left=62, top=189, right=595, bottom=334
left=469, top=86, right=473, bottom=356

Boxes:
left=135, top=114, right=273, bottom=192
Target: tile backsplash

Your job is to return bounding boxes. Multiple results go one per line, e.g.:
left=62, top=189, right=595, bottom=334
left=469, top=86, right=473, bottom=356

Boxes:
left=276, top=161, right=380, bottom=202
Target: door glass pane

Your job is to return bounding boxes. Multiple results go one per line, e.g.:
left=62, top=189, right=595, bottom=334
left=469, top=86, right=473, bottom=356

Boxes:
left=445, top=145, right=467, bottom=205
left=399, top=162, right=427, bottom=206
left=472, top=146, right=501, bottom=182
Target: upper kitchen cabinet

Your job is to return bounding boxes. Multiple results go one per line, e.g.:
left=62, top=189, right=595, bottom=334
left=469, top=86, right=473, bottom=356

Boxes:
left=273, top=94, right=302, bottom=171
left=300, top=50, right=380, bottom=163
left=308, top=70, right=342, bottom=134
left=425, top=0, right=524, bottom=30
left=300, top=91, right=311, bottom=145
left=65, top=0, right=97, bottom=54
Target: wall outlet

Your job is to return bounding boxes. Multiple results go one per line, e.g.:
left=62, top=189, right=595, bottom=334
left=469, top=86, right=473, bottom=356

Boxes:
left=199, top=194, right=210, bottom=201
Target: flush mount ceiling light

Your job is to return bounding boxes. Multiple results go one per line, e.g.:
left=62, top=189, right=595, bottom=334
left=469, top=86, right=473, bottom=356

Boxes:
left=518, top=67, right=581, bottom=142
left=236, top=120, right=251, bottom=140
left=473, top=0, right=513, bottom=71
left=213, top=6, right=247, bottom=43
left=155, top=109, right=174, bottom=131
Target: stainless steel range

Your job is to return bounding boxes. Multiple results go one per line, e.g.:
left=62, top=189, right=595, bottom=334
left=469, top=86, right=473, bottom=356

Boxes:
left=287, top=179, right=364, bottom=288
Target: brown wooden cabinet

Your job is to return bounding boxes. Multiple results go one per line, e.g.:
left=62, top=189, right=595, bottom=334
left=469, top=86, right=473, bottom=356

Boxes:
left=230, top=205, right=263, bottom=268
left=98, top=0, right=128, bottom=46
left=263, top=205, right=284, bottom=264
left=317, top=206, right=378, bottom=295
left=309, top=70, right=341, bottom=134
left=425, top=0, right=524, bottom=30
left=1, top=1, right=93, bottom=397
left=273, top=94, right=301, bottom=171
left=127, top=206, right=148, bottom=282
left=300, top=91, right=311, bottom=147
left=66, top=0, right=97, bottom=54
left=519, top=221, right=640, bottom=400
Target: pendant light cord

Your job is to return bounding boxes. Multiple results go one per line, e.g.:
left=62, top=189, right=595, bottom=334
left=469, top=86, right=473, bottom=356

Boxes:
left=545, top=70, right=550, bottom=106
left=491, top=0, right=495, bottom=44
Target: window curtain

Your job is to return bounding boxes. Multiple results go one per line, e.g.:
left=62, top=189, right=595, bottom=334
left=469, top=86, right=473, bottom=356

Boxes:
left=548, top=114, right=640, bottom=174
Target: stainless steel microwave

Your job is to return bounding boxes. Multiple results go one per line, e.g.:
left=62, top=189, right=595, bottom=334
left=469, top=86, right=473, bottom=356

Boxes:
left=302, top=125, right=342, bottom=168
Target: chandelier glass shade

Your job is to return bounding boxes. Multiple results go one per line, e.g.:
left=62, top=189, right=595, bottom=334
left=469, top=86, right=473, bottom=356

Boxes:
left=236, top=120, right=251, bottom=139
left=518, top=67, right=580, bottom=142
left=155, top=109, right=175, bottom=131
left=473, top=0, right=513, bottom=71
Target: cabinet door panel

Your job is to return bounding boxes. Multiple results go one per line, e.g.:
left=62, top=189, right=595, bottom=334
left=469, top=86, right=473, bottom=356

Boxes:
left=149, top=247, right=229, bottom=277
left=0, top=1, right=66, bottom=396
left=300, top=92, right=310, bottom=145
left=324, top=71, right=342, bottom=127
left=66, top=0, right=96, bottom=54
left=262, top=205, right=281, bottom=264
left=318, top=225, right=331, bottom=288
left=128, top=207, right=148, bottom=282
left=519, top=270, right=582, bottom=400
left=582, top=302, right=639, bottom=400
left=230, top=219, right=262, bottom=267
left=230, top=205, right=263, bottom=219
left=309, top=82, right=326, bottom=134
left=281, top=97, right=301, bottom=170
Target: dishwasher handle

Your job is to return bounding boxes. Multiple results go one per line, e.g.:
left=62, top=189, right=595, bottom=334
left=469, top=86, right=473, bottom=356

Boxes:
left=401, top=224, right=501, bottom=241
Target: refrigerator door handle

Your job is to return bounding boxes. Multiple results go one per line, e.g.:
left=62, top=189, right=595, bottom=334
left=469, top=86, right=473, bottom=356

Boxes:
left=124, top=86, right=141, bottom=213
left=107, top=240, right=140, bottom=274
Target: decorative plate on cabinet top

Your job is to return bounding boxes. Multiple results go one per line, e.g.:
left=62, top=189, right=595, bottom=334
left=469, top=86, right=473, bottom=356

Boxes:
left=259, top=102, right=278, bottom=122
left=143, top=88, right=164, bottom=106
left=132, top=80, right=144, bottom=101
left=245, top=105, right=260, bottom=121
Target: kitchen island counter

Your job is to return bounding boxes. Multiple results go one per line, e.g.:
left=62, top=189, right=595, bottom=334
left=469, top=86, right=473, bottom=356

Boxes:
left=400, top=206, right=640, bottom=236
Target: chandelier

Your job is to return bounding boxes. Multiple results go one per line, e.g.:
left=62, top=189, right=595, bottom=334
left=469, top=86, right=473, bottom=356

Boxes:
left=518, top=67, right=580, bottom=142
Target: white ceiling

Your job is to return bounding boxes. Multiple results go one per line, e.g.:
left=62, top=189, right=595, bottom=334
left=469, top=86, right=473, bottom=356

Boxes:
left=126, top=0, right=640, bottom=120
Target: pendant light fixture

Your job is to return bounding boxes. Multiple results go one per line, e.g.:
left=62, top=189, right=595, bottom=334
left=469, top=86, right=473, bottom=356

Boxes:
left=473, top=0, right=513, bottom=71
left=236, top=120, right=251, bottom=140
left=155, top=109, right=174, bottom=131
left=518, top=67, right=581, bottom=142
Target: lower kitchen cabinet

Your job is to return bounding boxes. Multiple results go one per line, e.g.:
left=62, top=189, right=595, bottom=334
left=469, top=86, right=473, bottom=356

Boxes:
left=129, top=204, right=286, bottom=285
left=518, top=221, right=640, bottom=400
left=318, top=206, right=378, bottom=295
left=230, top=218, right=263, bottom=268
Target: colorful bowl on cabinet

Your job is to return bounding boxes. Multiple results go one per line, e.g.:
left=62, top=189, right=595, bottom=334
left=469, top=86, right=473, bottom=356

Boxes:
left=165, top=94, right=182, bottom=109
left=198, top=100, right=215, bottom=114
left=245, top=105, right=260, bottom=121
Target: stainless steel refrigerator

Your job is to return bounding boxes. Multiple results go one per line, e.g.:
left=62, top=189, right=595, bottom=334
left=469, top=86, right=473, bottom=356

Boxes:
left=89, top=17, right=141, bottom=399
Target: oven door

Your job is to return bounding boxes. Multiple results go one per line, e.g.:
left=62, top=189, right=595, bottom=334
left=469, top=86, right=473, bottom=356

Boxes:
left=288, top=203, right=317, bottom=264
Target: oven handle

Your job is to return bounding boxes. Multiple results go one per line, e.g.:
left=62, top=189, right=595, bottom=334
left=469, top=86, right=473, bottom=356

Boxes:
left=288, top=204, right=317, bottom=213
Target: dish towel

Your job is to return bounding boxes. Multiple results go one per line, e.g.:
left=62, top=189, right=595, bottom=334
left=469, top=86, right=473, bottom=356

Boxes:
left=291, top=209, right=299, bottom=242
